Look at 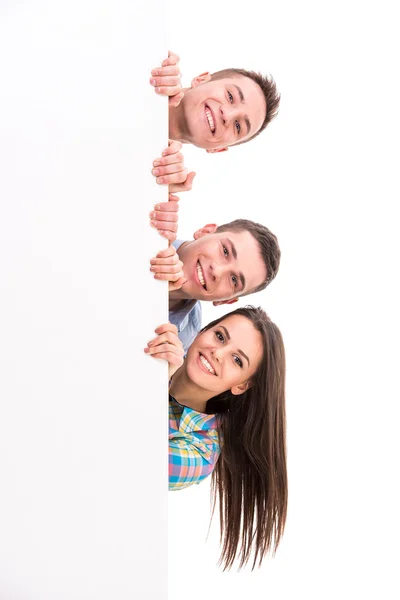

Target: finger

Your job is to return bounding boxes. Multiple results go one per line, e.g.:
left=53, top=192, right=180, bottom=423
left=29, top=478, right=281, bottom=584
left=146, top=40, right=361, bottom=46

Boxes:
left=152, top=163, right=185, bottom=178
left=150, top=219, right=178, bottom=233
left=157, top=230, right=177, bottom=242
left=162, top=52, right=180, bottom=66
left=150, top=352, right=184, bottom=366
left=150, top=255, right=182, bottom=266
left=156, top=169, right=188, bottom=186
left=168, top=193, right=180, bottom=202
left=154, top=247, right=178, bottom=259
left=152, top=201, right=179, bottom=213
left=150, top=262, right=183, bottom=274
left=148, top=344, right=184, bottom=358
left=147, top=331, right=180, bottom=347
left=145, top=344, right=183, bottom=358
left=154, top=271, right=184, bottom=282
left=169, top=171, right=196, bottom=193
left=146, top=342, right=180, bottom=355
left=151, top=66, right=180, bottom=77
left=155, top=322, right=179, bottom=335
left=150, top=209, right=178, bottom=222
left=153, top=152, right=184, bottom=167
left=150, top=75, right=181, bottom=88
left=163, top=140, right=182, bottom=155
left=169, top=92, right=184, bottom=108
left=154, top=85, right=182, bottom=96
left=169, top=277, right=187, bottom=292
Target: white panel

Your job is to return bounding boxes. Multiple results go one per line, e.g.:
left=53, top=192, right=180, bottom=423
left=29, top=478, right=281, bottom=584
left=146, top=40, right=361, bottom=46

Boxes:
left=0, top=2, right=168, bottom=598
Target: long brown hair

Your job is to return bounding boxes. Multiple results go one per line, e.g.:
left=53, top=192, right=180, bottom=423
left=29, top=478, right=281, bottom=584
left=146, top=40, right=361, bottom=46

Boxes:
left=202, top=306, right=287, bottom=570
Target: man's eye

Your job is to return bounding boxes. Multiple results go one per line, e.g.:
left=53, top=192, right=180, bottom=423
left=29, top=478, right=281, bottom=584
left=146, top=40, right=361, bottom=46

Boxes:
left=215, top=331, right=224, bottom=342
left=235, top=121, right=241, bottom=134
left=231, top=274, right=238, bottom=287
left=228, top=91, right=234, bottom=103
left=223, top=245, right=229, bottom=257
left=233, top=355, right=243, bottom=368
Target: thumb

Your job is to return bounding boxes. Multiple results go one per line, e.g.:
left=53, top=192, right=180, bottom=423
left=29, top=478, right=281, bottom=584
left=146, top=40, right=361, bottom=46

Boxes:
left=183, top=171, right=196, bottom=191
left=168, top=277, right=187, bottom=292
left=168, top=193, right=180, bottom=202
left=169, top=91, right=184, bottom=107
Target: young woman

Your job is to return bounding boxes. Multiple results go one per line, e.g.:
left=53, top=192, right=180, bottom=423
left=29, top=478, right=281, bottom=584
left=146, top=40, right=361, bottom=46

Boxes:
left=144, top=306, right=287, bottom=570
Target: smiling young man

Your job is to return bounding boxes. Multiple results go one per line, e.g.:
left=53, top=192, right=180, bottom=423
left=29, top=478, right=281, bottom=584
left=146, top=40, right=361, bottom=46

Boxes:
left=150, top=52, right=280, bottom=152
left=150, top=215, right=280, bottom=353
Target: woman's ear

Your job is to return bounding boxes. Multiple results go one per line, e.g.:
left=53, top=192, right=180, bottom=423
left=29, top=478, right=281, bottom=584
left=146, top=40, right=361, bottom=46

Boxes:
left=230, top=381, right=252, bottom=396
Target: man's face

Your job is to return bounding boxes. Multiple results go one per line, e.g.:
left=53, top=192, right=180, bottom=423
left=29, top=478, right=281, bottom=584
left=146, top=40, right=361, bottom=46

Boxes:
left=177, top=229, right=267, bottom=303
left=180, top=75, right=267, bottom=150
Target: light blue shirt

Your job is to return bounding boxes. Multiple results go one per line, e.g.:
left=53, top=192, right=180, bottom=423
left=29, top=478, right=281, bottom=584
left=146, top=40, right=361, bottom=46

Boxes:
left=169, top=240, right=202, bottom=354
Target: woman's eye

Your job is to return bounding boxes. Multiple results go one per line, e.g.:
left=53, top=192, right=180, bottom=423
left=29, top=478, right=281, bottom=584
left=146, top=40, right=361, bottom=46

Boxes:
left=231, top=275, right=238, bottom=287
left=223, top=245, right=229, bottom=257
left=235, top=121, right=241, bottom=134
left=228, top=91, right=233, bottom=103
left=215, top=331, right=224, bottom=342
left=233, top=355, right=243, bottom=368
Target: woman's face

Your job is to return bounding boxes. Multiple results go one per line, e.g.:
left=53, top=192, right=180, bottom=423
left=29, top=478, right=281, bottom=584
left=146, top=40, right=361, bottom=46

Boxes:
left=185, top=314, right=264, bottom=397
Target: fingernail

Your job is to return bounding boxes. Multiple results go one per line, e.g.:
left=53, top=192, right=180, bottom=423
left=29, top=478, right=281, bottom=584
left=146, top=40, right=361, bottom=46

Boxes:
left=153, top=160, right=160, bottom=167
left=154, top=204, right=161, bottom=210
left=152, top=168, right=159, bottom=176
left=150, top=78, right=156, bottom=85
left=162, top=150, right=168, bottom=156
left=149, top=211, right=156, bottom=218
left=144, top=347, right=150, bottom=353
left=156, top=177, right=163, bottom=184
left=151, top=69, right=158, bottom=76
left=151, top=220, right=157, bottom=226
left=150, top=266, right=155, bottom=271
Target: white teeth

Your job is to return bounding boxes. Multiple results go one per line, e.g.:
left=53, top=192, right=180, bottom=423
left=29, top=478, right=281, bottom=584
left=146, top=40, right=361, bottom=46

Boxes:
left=200, top=354, right=215, bottom=375
left=205, top=106, right=215, bottom=132
left=197, top=261, right=205, bottom=287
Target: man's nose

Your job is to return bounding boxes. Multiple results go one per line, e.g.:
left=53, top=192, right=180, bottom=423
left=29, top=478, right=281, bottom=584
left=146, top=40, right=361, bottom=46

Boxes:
left=210, top=262, right=223, bottom=280
left=220, top=105, right=237, bottom=127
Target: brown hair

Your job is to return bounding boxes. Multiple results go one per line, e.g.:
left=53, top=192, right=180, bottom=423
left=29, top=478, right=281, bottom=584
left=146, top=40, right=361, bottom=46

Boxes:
left=210, top=68, right=281, bottom=142
left=202, top=306, right=287, bottom=570
left=216, top=219, right=281, bottom=292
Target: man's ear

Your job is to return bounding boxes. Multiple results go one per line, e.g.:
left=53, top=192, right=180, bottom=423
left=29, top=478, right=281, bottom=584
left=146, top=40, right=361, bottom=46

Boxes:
left=212, top=297, right=239, bottom=307
left=193, top=223, right=218, bottom=240
left=206, top=147, right=228, bottom=154
left=190, top=72, right=211, bottom=89
left=231, top=381, right=252, bottom=396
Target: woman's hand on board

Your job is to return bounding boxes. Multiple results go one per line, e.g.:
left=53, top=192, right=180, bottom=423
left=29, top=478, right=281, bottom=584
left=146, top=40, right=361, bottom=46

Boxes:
left=144, top=323, right=184, bottom=378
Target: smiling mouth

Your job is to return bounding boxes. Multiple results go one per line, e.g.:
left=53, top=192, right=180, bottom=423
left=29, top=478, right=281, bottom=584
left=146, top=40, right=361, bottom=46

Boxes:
left=205, top=105, right=216, bottom=134
left=196, top=260, right=206, bottom=289
left=199, top=353, right=216, bottom=375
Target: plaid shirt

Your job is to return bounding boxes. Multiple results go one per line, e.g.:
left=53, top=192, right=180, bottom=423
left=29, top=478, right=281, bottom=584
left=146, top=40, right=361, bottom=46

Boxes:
left=169, top=395, right=220, bottom=491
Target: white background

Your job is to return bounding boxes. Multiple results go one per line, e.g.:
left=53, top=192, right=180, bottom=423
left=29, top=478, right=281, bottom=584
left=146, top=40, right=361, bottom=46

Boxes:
left=169, top=1, right=400, bottom=598
left=0, top=2, right=168, bottom=598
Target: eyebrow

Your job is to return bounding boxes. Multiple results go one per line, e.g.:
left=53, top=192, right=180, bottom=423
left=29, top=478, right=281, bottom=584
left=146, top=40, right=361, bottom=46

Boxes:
left=226, top=238, right=246, bottom=291
left=233, top=84, right=251, bottom=135
left=220, top=325, right=250, bottom=367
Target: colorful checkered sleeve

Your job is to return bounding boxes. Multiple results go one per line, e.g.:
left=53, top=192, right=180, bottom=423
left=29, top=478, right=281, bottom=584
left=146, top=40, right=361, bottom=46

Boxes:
left=169, top=397, right=220, bottom=491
